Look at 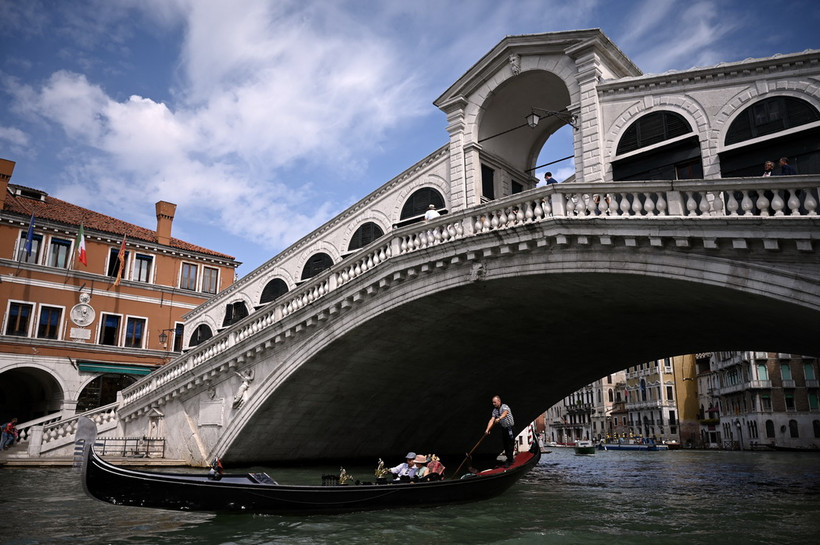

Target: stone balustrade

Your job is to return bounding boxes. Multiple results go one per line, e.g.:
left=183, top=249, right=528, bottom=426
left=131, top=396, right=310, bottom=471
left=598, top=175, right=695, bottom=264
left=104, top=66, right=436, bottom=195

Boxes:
left=118, top=176, right=819, bottom=414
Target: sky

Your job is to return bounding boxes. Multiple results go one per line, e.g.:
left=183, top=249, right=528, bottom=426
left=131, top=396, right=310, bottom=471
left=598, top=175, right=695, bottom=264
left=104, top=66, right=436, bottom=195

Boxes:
left=2, top=0, right=819, bottom=275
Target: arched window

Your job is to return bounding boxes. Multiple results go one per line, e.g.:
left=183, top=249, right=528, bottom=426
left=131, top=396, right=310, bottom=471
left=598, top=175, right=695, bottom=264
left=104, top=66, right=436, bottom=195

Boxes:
left=613, top=111, right=701, bottom=181
left=813, top=420, right=820, bottom=438
left=189, top=324, right=213, bottom=347
left=301, top=252, right=333, bottom=280
left=720, top=96, right=820, bottom=177
left=726, top=96, right=819, bottom=145
left=400, top=188, right=445, bottom=220
left=260, top=278, right=288, bottom=304
left=789, top=419, right=799, bottom=438
left=617, top=111, right=692, bottom=155
left=222, top=301, right=249, bottom=327
left=348, top=222, right=384, bottom=251
left=608, top=389, right=614, bottom=403
left=765, top=419, right=775, bottom=438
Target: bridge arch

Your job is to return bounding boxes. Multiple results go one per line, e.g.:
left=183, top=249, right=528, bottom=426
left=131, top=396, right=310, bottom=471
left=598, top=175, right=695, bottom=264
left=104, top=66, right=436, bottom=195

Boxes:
left=0, top=363, right=66, bottom=422
left=214, top=225, right=820, bottom=462
left=259, top=277, right=289, bottom=305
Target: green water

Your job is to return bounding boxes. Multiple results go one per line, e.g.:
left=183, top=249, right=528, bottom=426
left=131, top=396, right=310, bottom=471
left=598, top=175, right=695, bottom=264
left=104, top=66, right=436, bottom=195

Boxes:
left=2, top=448, right=819, bottom=544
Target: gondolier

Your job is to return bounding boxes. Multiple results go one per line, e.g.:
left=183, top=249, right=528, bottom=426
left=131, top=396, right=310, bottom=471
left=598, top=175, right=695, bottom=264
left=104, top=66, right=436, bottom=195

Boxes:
left=486, top=395, right=515, bottom=467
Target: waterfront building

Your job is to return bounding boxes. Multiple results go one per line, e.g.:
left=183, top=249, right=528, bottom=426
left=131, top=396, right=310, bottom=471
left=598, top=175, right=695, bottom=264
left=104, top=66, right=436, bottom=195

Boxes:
left=700, top=352, right=820, bottom=450
left=544, top=371, right=626, bottom=444
left=0, top=159, right=240, bottom=433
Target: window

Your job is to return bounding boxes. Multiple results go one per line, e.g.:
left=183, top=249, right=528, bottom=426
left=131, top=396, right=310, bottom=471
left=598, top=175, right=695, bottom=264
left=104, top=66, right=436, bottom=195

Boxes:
left=666, top=386, right=674, bottom=400
left=5, top=302, right=33, bottom=336
left=814, top=420, right=820, bottom=439
left=781, top=363, right=792, bottom=381
left=180, top=263, right=198, bottom=290
left=189, top=324, right=213, bottom=347
left=805, top=363, right=817, bottom=381
left=107, top=248, right=129, bottom=277
left=616, top=111, right=692, bottom=155
left=725, top=96, right=819, bottom=145
left=17, top=232, right=43, bottom=263
left=789, top=419, right=799, bottom=438
left=757, top=363, right=769, bottom=381
left=48, top=238, right=72, bottom=268
left=809, top=393, right=819, bottom=411
left=785, top=394, right=795, bottom=411
left=202, top=267, right=219, bottom=294
left=765, top=419, right=775, bottom=438
left=123, top=317, right=146, bottom=348
left=222, top=301, right=249, bottom=327
left=761, top=395, right=772, bottom=411
left=132, top=254, right=154, bottom=283
left=348, top=222, right=384, bottom=251
left=481, top=164, right=495, bottom=200
left=301, top=253, right=333, bottom=280
left=37, top=306, right=62, bottom=339
left=399, top=188, right=445, bottom=220
left=99, top=314, right=122, bottom=346
left=172, top=323, right=184, bottom=352
left=260, top=278, right=289, bottom=304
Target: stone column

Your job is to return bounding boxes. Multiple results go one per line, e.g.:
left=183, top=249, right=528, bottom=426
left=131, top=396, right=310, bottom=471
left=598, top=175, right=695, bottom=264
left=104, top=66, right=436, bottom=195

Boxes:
left=568, top=45, right=605, bottom=184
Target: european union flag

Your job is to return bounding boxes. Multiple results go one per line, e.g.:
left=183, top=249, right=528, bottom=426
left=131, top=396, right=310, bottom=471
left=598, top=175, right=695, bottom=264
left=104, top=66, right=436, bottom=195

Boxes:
left=24, top=214, right=35, bottom=257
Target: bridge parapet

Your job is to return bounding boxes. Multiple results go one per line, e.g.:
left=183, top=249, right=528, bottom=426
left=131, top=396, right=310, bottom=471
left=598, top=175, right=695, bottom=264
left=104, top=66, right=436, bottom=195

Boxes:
left=118, top=176, right=819, bottom=420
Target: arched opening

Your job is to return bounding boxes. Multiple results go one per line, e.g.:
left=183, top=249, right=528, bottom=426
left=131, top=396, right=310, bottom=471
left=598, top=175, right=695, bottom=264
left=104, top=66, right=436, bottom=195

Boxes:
left=260, top=278, right=289, bottom=304
left=477, top=70, right=573, bottom=197
left=399, top=188, right=445, bottom=226
left=189, top=324, right=213, bottom=347
left=0, top=367, right=63, bottom=422
left=720, top=96, right=820, bottom=176
left=222, top=301, right=249, bottom=327
left=348, top=222, right=384, bottom=252
left=76, top=373, right=137, bottom=413
left=612, top=111, right=702, bottom=181
left=301, top=253, right=333, bottom=280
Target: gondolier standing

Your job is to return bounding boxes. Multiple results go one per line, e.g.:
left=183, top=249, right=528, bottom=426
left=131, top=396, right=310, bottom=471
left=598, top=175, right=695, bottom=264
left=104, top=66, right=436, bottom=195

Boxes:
left=486, top=396, right=515, bottom=467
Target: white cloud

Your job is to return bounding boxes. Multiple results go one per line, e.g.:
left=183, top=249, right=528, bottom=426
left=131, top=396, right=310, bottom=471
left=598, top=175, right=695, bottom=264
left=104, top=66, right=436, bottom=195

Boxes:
left=0, top=126, right=29, bottom=147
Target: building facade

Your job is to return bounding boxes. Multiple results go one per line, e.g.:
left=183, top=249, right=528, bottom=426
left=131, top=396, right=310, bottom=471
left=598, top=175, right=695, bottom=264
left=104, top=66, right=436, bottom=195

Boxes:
left=699, top=352, right=820, bottom=450
left=0, top=159, right=239, bottom=430
left=544, top=371, right=627, bottom=444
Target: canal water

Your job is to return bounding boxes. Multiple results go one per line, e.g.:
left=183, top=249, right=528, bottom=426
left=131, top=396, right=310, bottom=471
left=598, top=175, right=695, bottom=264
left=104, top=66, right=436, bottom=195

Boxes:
left=2, top=447, right=819, bottom=544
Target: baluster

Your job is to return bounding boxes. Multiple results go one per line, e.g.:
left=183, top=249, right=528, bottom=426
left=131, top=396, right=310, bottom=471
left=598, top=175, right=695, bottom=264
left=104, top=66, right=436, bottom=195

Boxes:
left=490, top=212, right=499, bottom=230
left=516, top=206, right=525, bottom=224
left=566, top=195, right=577, bottom=216
left=655, top=193, right=667, bottom=216
left=643, top=193, right=656, bottom=216
left=698, top=192, right=711, bottom=215
left=740, top=191, right=754, bottom=216
left=725, top=191, right=739, bottom=216
left=771, top=190, right=785, bottom=216
left=367, top=254, right=375, bottom=269
left=787, top=189, right=801, bottom=216
left=632, top=193, right=644, bottom=215
left=597, top=194, right=610, bottom=216
left=433, top=226, right=442, bottom=243
left=413, top=233, right=421, bottom=250
left=399, top=237, right=408, bottom=253
left=756, top=191, right=770, bottom=216
left=686, top=192, right=699, bottom=216
left=609, top=194, right=621, bottom=216
left=541, top=198, right=552, bottom=218
left=525, top=200, right=535, bottom=222
left=804, top=188, right=818, bottom=216
left=619, top=194, right=631, bottom=216
left=498, top=208, right=508, bottom=228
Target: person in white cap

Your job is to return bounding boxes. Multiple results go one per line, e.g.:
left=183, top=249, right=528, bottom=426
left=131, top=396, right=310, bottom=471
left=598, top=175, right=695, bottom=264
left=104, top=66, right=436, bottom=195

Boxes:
left=389, top=451, right=418, bottom=479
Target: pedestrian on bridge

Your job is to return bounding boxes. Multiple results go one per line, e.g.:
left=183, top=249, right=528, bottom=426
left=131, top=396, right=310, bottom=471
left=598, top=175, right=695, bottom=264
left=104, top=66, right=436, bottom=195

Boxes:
left=1, top=417, right=18, bottom=450
left=485, top=396, right=515, bottom=467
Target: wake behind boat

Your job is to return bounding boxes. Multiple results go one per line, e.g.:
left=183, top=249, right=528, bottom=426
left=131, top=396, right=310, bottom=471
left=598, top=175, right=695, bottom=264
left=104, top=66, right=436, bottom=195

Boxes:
left=74, top=417, right=540, bottom=515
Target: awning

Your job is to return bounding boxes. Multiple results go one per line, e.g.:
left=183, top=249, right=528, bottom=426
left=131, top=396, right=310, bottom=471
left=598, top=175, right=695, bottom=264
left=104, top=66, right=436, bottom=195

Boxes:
left=77, top=361, right=155, bottom=376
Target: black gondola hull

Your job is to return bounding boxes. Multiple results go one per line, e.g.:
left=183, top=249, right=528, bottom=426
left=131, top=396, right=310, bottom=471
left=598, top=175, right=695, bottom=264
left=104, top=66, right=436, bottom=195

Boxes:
left=77, top=419, right=540, bottom=515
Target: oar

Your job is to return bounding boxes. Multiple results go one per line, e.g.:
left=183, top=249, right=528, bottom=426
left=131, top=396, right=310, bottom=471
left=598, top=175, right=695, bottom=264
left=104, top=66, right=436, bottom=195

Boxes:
left=450, top=427, right=492, bottom=479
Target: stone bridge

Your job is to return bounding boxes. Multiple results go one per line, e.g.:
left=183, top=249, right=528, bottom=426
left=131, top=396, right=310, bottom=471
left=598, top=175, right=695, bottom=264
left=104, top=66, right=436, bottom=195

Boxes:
left=114, top=178, right=820, bottom=465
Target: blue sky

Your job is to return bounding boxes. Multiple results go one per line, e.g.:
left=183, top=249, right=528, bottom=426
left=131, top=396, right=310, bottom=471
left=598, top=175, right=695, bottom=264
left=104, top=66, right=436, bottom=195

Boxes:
left=2, top=0, right=818, bottom=275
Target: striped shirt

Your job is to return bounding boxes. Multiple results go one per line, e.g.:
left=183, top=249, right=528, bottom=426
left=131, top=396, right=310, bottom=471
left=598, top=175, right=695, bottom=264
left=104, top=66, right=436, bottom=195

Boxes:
left=492, top=404, right=514, bottom=428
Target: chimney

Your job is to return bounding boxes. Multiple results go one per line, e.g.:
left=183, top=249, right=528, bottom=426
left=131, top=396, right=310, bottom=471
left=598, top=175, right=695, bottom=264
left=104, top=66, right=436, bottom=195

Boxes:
left=155, top=201, right=177, bottom=245
left=0, top=158, right=15, bottom=210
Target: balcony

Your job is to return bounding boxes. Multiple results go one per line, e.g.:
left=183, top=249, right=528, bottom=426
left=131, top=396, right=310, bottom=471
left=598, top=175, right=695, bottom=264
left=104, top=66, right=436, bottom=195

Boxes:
left=782, top=380, right=796, bottom=388
left=807, top=379, right=819, bottom=388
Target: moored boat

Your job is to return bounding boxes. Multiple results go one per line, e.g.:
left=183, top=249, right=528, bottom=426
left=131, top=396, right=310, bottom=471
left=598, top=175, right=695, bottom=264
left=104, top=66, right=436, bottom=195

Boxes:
left=74, top=417, right=541, bottom=515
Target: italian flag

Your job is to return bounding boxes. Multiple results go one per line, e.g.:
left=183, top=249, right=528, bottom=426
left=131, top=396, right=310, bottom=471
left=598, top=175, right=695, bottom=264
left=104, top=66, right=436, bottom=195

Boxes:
left=75, top=223, right=87, bottom=266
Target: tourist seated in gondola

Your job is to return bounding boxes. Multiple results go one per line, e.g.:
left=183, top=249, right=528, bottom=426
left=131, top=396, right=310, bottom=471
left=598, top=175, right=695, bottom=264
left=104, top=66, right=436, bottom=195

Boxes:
left=412, top=454, right=430, bottom=479
left=389, top=452, right=418, bottom=480
left=416, top=454, right=445, bottom=481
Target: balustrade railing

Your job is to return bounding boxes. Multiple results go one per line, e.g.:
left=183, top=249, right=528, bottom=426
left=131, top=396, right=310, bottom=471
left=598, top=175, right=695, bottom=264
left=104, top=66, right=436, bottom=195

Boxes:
left=119, top=176, right=820, bottom=410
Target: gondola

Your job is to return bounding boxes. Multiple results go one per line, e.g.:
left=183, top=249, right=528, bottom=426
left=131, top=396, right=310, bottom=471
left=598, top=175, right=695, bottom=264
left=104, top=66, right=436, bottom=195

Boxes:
left=75, top=417, right=540, bottom=515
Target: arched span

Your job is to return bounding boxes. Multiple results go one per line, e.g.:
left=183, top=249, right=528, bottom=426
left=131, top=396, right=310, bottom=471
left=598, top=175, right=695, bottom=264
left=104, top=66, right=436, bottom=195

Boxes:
left=218, top=223, right=820, bottom=463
